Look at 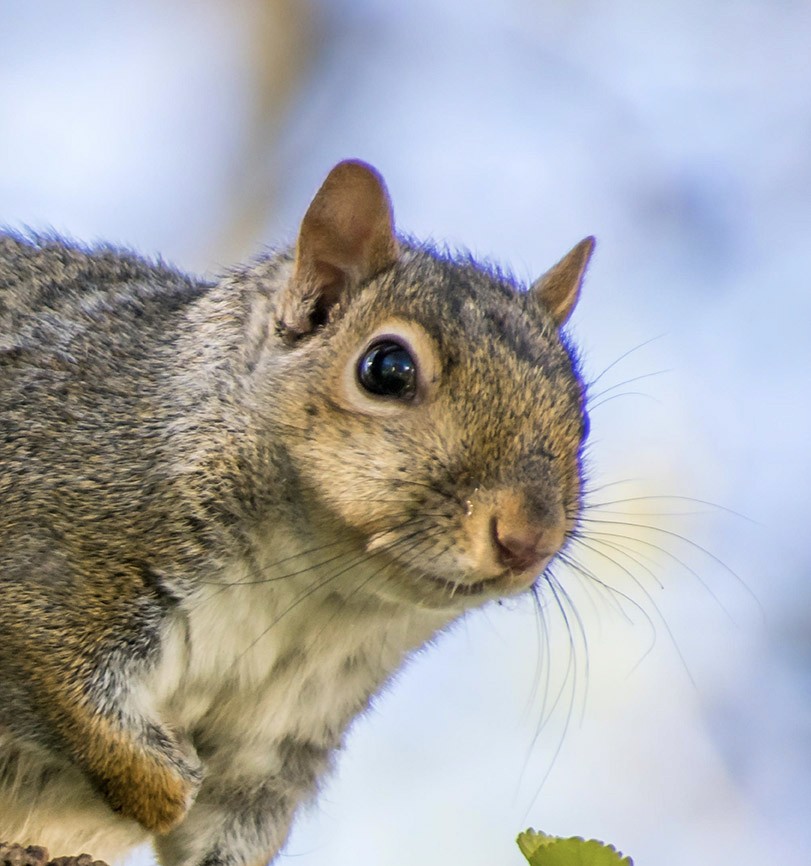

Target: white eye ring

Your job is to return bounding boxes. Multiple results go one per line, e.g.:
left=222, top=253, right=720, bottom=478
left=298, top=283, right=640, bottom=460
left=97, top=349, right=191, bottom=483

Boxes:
left=340, top=318, right=439, bottom=417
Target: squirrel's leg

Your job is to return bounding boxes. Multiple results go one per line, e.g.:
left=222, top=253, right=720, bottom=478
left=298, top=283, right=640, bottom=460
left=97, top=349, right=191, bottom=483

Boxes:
left=0, top=543, right=203, bottom=836
left=152, top=737, right=331, bottom=866
left=152, top=784, right=295, bottom=866
left=1, top=652, right=202, bottom=835
left=61, top=704, right=203, bottom=834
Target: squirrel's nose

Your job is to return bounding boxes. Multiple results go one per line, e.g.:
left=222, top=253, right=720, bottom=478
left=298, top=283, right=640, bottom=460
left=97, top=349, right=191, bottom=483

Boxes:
left=490, top=514, right=560, bottom=574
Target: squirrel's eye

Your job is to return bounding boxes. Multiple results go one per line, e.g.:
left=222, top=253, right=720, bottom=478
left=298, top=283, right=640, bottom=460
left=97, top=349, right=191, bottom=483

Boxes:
left=357, top=340, right=417, bottom=400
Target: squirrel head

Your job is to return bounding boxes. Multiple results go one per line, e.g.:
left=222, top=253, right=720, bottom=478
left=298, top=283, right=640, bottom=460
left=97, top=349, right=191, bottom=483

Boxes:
left=263, top=160, right=593, bottom=611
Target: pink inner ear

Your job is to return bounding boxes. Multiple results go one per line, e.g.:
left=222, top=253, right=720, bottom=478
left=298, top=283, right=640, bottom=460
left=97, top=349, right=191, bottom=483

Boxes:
left=297, top=160, right=399, bottom=283
left=296, top=160, right=397, bottom=280
left=280, top=161, right=400, bottom=337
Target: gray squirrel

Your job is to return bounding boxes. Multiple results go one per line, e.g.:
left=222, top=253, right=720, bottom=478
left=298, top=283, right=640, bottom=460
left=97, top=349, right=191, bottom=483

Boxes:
left=0, top=160, right=594, bottom=866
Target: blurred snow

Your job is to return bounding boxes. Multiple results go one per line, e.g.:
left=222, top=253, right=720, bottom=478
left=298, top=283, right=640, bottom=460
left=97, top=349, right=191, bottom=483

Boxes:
left=2, top=1, right=809, bottom=864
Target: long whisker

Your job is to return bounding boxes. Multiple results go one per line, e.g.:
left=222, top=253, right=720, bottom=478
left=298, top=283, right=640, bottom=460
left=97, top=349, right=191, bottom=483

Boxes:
left=571, top=529, right=665, bottom=592
left=586, top=334, right=665, bottom=389
left=518, top=568, right=585, bottom=812
left=225, top=520, right=442, bottom=670
left=562, top=540, right=661, bottom=662
left=567, top=535, right=697, bottom=686
left=557, top=549, right=644, bottom=624
left=576, top=519, right=753, bottom=614
left=588, top=393, right=660, bottom=413
left=582, top=494, right=754, bottom=522
left=309, top=527, right=448, bottom=650
left=587, top=368, right=670, bottom=403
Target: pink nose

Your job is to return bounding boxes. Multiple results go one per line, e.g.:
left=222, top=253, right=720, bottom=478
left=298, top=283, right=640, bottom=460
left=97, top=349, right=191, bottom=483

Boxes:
left=491, top=518, right=555, bottom=573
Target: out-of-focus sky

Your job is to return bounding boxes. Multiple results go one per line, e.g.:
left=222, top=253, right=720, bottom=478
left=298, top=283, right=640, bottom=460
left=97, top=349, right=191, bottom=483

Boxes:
left=2, top=1, right=809, bottom=864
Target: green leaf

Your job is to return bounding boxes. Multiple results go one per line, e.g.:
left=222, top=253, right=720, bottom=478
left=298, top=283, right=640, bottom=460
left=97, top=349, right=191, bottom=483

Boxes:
left=516, top=829, right=633, bottom=866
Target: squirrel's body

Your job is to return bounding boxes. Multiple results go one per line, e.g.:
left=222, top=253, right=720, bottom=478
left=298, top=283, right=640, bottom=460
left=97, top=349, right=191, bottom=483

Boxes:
left=0, top=162, right=594, bottom=866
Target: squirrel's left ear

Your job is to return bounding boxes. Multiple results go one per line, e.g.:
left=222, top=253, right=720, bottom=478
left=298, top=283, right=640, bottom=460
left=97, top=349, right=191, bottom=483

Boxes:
left=278, top=159, right=399, bottom=339
left=530, top=236, right=595, bottom=326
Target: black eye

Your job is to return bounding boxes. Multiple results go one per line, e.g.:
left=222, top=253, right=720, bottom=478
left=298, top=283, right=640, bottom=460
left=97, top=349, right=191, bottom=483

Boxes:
left=357, top=340, right=417, bottom=400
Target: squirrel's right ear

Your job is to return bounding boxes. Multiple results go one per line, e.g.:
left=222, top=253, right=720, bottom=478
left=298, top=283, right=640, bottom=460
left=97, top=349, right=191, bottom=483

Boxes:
left=530, top=236, right=595, bottom=326
left=277, top=160, right=399, bottom=339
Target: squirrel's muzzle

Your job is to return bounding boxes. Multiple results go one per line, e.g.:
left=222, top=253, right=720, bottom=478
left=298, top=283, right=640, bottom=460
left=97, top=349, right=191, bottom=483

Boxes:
left=463, top=487, right=565, bottom=582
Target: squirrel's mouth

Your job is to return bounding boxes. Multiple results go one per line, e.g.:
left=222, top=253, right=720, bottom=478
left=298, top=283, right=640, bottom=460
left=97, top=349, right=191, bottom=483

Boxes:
left=363, top=522, right=550, bottom=606
left=418, top=565, right=539, bottom=600
left=420, top=572, right=502, bottom=598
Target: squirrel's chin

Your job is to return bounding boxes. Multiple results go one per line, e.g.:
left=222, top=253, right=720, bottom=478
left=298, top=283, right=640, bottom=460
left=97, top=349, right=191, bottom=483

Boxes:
left=369, top=559, right=539, bottom=611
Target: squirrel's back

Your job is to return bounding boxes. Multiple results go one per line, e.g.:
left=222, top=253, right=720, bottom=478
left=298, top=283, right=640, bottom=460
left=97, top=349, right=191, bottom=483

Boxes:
left=0, top=232, right=207, bottom=361
left=0, top=231, right=213, bottom=528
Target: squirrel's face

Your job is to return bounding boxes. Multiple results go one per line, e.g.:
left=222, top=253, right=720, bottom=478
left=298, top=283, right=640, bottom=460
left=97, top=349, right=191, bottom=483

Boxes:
left=274, top=261, right=589, bottom=612
left=266, top=160, right=592, bottom=612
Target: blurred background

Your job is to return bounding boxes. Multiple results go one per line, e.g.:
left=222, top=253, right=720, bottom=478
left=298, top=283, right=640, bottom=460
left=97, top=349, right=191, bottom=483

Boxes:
left=2, top=1, right=809, bottom=864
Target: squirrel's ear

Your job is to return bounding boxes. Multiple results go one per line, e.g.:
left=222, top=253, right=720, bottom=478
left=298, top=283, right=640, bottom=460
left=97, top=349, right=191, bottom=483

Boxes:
left=530, top=236, right=595, bottom=326
left=278, top=160, right=399, bottom=338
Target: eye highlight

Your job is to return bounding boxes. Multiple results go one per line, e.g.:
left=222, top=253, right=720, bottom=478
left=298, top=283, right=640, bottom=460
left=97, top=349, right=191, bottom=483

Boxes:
left=357, top=340, right=417, bottom=400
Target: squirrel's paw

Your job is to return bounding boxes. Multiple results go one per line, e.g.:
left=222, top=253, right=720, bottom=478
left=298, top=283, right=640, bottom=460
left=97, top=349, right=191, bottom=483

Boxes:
left=86, top=724, right=203, bottom=835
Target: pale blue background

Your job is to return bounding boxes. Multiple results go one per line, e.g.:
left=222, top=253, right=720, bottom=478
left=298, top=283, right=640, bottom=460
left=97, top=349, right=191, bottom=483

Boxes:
left=2, top=2, right=809, bottom=864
